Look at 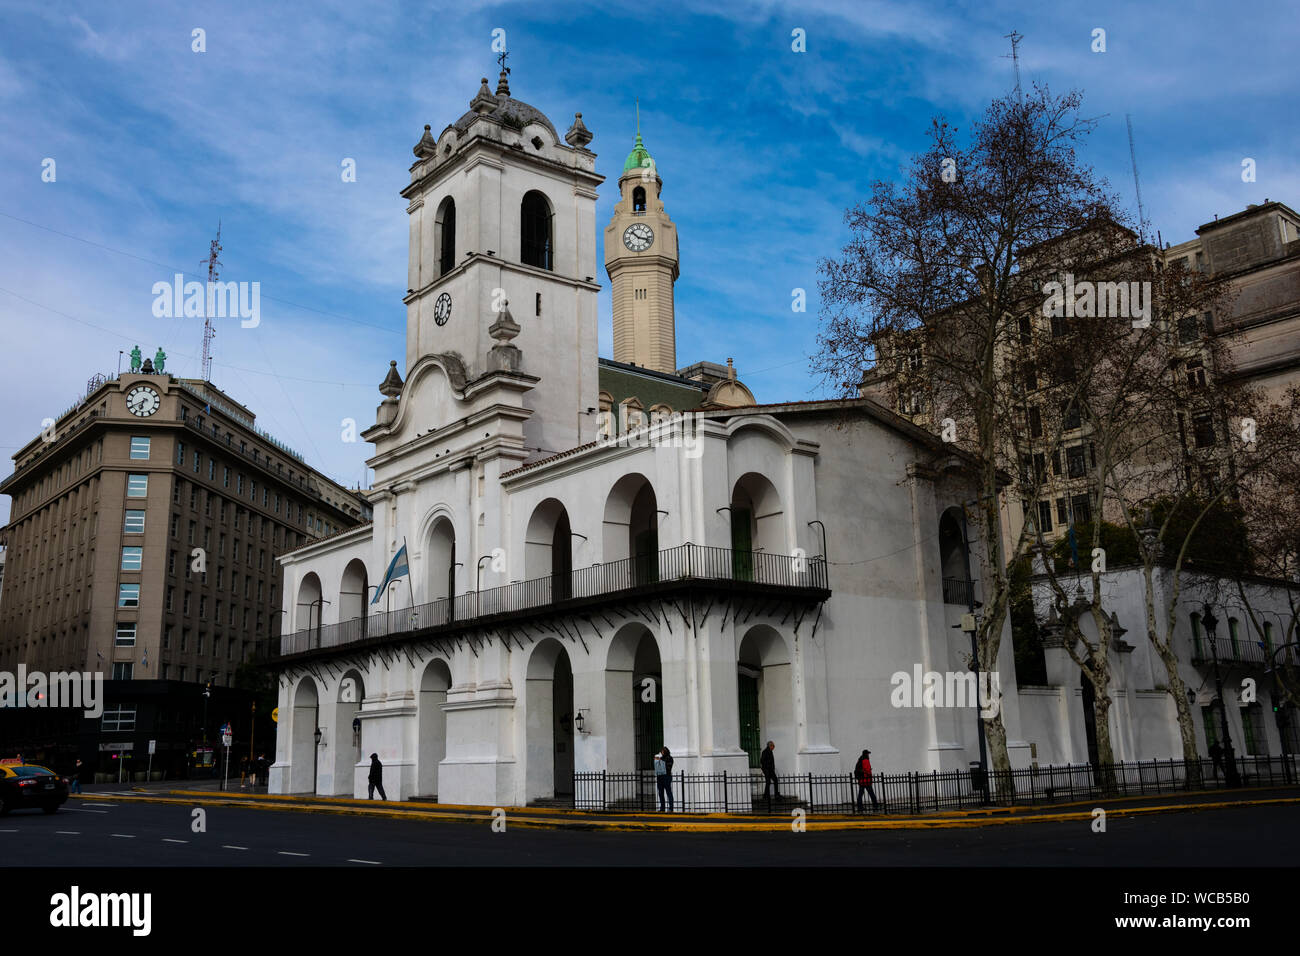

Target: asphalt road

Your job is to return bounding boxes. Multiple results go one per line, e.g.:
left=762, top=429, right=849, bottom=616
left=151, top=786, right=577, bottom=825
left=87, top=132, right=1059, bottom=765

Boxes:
left=3, top=797, right=1297, bottom=866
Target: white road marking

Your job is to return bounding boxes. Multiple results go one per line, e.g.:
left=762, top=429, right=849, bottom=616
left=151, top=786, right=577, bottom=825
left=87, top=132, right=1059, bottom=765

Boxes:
left=347, top=859, right=382, bottom=865
left=111, top=834, right=136, bottom=838
left=55, top=831, right=80, bottom=835
left=65, top=808, right=108, bottom=813
left=162, top=838, right=187, bottom=843
left=222, top=845, right=248, bottom=850
left=80, top=803, right=115, bottom=808
left=0, top=828, right=17, bottom=833
left=277, top=851, right=309, bottom=857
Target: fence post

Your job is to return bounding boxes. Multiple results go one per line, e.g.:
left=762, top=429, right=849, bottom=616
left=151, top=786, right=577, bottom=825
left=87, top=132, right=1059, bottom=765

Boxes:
left=723, top=770, right=728, bottom=814
left=808, top=772, right=814, bottom=813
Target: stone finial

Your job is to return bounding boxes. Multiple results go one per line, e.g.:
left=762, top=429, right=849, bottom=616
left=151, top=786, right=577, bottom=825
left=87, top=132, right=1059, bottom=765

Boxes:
left=413, top=124, right=437, bottom=159
left=379, top=360, right=404, bottom=397
left=470, top=78, right=497, bottom=115
left=489, top=301, right=521, bottom=343
left=488, top=302, right=523, bottom=372
left=727, top=357, right=736, bottom=380
left=565, top=112, right=593, bottom=148
left=495, top=68, right=510, bottom=97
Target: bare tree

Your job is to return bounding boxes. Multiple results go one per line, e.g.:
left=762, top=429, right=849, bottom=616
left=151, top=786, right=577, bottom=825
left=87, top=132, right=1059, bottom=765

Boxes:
left=815, top=85, right=1124, bottom=787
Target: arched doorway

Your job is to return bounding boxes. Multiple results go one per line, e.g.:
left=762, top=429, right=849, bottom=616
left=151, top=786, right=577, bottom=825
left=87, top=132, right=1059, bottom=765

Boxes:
left=938, top=508, right=972, bottom=605
left=339, top=559, right=369, bottom=641
left=525, top=639, right=574, bottom=802
left=424, top=517, right=457, bottom=625
left=605, top=623, right=663, bottom=779
left=602, top=474, right=659, bottom=589
left=730, top=473, right=785, bottom=582
left=1081, top=671, right=1100, bottom=770
left=417, top=659, right=452, bottom=799
left=321, top=669, right=365, bottom=796
left=524, top=498, right=573, bottom=602
left=296, top=573, right=323, bottom=641
left=737, top=626, right=794, bottom=770
left=289, top=677, right=320, bottom=794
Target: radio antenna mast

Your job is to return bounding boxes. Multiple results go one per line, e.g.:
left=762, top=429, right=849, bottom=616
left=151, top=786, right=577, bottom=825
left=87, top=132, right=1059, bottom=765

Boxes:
left=1126, top=115, right=1148, bottom=244
left=1003, top=30, right=1023, bottom=99
left=200, top=223, right=222, bottom=382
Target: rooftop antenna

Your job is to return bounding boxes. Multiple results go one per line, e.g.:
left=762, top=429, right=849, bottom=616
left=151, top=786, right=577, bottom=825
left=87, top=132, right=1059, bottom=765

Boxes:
left=1003, top=30, right=1023, bottom=99
left=1126, top=114, right=1147, bottom=243
left=200, top=222, right=222, bottom=382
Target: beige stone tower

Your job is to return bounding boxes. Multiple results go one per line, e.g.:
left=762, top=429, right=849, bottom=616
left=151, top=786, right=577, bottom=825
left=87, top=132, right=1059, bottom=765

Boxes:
left=604, top=115, right=679, bottom=373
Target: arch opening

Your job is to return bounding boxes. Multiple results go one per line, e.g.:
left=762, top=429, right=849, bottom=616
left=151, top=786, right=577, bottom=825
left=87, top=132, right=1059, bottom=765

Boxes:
left=521, top=190, right=553, bottom=271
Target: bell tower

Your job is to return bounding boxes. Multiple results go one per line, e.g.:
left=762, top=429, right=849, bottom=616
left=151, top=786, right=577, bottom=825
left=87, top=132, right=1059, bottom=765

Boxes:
left=604, top=110, right=679, bottom=374
left=397, top=65, right=604, bottom=456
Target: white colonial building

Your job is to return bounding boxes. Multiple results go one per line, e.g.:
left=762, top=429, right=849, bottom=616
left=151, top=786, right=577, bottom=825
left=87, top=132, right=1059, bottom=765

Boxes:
left=1022, top=564, right=1300, bottom=768
left=269, top=66, right=1034, bottom=806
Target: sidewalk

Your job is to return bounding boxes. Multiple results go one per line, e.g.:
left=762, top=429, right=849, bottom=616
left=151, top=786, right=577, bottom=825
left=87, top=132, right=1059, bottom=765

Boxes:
left=72, top=781, right=1300, bottom=832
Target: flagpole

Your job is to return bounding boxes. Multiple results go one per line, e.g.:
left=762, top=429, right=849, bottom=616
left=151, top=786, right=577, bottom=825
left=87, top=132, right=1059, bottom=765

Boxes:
left=403, top=536, right=417, bottom=623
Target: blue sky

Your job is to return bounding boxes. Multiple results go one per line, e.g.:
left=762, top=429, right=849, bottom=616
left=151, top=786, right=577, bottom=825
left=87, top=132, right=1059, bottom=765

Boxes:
left=1, top=0, right=1296, bottom=523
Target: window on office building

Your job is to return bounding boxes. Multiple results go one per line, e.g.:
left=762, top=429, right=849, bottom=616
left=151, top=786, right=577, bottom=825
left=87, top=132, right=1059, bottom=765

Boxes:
left=115, top=623, right=136, bottom=646
left=130, top=436, right=151, bottom=459
left=124, top=510, right=146, bottom=534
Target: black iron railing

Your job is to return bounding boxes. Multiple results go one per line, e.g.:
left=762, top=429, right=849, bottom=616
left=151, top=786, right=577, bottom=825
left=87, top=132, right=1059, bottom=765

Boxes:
left=942, top=577, right=974, bottom=606
left=573, top=754, right=1299, bottom=814
left=1189, top=634, right=1287, bottom=666
left=279, top=543, right=828, bottom=656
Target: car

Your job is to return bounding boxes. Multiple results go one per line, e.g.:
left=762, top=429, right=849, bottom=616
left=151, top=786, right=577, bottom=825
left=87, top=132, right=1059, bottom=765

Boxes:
left=0, top=764, right=71, bottom=815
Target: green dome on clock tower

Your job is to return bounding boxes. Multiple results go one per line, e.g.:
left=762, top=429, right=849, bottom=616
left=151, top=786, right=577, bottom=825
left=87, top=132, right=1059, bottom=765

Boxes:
left=623, top=130, right=653, bottom=173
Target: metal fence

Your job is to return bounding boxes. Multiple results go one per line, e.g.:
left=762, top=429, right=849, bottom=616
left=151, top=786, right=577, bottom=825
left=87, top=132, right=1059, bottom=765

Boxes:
left=572, top=754, right=1300, bottom=815
left=279, top=543, right=829, bottom=656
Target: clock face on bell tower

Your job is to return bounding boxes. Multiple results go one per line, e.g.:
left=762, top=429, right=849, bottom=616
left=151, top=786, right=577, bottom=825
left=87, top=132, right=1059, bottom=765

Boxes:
left=604, top=124, right=679, bottom=374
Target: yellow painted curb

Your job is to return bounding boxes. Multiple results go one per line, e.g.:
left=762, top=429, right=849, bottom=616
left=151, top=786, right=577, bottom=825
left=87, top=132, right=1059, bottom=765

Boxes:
left=72, top=791, right=1300, bottom=832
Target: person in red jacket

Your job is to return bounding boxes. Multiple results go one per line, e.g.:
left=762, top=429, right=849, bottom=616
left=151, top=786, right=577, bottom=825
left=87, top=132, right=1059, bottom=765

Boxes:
left=855, top=749, right=878, bottom=812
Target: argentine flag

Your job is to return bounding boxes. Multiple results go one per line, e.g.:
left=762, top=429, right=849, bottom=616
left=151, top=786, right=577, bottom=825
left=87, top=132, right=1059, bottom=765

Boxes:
left=372, top=545, right=410, bottom=604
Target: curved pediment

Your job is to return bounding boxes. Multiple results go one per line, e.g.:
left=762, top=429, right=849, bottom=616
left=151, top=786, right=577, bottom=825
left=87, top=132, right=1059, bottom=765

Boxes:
left=376, top=352, right=469, bottom=445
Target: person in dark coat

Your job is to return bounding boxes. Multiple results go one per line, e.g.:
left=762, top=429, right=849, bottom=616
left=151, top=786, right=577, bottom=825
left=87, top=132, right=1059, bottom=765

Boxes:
left=654, top=749, right=673, bottom=812
left=256, top=753, right=269, bottom=787
left=760, top=741, right=779, bottom=799
left=1208, top=741, right=1224, bottom=778
left=70, top=758, right=83, bottom=794
left=854, top=749, right=878, bottom=812
left=367, top=753, right=387, bottom=800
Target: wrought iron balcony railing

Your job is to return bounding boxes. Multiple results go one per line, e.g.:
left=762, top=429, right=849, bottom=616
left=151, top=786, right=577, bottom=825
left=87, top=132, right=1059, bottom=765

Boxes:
left=942, top=577, right=975, bottom=607
left=278, top=543, right=829, bottom=658
left=1190, top=634, right=1280, bottom=667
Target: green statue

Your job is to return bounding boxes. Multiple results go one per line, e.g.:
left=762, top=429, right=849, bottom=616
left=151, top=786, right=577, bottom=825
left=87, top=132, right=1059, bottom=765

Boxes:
left=129, top=345, right=142, bottom=373
left=154, top=347, right=166, bottom=373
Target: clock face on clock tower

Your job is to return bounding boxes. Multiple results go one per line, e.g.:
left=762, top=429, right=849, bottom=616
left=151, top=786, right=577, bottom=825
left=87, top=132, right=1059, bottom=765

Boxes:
left=622, top=223, right=654, bottom=252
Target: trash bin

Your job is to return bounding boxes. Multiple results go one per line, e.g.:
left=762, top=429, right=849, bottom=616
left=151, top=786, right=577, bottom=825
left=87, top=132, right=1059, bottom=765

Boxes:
left=969, top=761, right=986, bottom=795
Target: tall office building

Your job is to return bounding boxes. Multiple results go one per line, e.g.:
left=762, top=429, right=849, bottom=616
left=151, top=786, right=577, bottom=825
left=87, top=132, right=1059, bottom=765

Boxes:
left=0, top=362, right=370, bottom=777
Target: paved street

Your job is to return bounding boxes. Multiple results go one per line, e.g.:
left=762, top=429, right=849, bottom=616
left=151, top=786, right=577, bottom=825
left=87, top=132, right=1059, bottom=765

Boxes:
left=4, top=797, right=1297, bottom=866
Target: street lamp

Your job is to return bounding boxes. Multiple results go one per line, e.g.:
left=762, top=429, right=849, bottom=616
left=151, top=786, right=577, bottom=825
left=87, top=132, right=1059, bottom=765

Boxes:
left=1201, top=605, right=1242, bottom=788
left=307, top=599, right=330, bottom=648
left=313, top=726, right=322, bottom=794
left=1265, top=640, right=1300, bottom=784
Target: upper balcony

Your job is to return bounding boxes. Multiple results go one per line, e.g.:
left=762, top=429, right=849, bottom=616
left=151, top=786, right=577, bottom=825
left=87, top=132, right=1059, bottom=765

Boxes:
left=272, top=543, right=829, bottom=662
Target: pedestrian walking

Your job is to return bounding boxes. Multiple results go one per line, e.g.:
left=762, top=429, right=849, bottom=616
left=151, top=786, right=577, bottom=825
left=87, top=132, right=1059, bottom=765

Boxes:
left=654, top=748, right=673, bottom=812
left=368, top=753, right=387, bottom=800
left=70, top=758, right=83, bottom=794
left=256, top=753, right=269, bottom=787
left=854, top=749, right=879, bottom=812
left=760, top=741, right=779, bottom=800
left=1208, top=741, right=1224, bottom=778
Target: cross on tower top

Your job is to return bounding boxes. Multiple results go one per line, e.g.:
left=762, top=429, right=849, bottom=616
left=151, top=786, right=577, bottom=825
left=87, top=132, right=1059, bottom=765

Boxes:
left=496, top=49, right=509, bottom=75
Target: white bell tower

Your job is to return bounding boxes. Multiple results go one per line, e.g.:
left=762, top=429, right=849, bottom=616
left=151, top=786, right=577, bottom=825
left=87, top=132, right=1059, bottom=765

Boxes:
left=398, top=65, right=605, bottom=456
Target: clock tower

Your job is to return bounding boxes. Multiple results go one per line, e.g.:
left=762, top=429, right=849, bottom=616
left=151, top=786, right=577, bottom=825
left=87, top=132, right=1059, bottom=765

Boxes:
left=604, top=118, right=679, bottom=374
